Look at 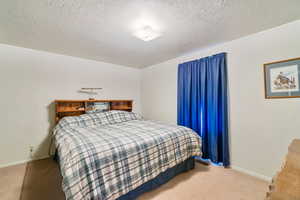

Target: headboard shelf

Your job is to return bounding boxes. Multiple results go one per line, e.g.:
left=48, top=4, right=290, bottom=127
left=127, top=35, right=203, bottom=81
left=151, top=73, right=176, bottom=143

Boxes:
left=56, top=109, right=85, bottom=113
left=55, top=99, right=133, bottom=123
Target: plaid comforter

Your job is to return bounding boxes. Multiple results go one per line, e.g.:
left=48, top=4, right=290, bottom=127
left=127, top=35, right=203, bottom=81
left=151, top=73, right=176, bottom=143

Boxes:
left=53, top=111, right=201, bottom=200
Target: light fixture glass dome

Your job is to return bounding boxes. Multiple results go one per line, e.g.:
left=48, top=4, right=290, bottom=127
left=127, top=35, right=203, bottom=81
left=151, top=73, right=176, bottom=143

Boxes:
left=133, top=26, right=161, bottom=41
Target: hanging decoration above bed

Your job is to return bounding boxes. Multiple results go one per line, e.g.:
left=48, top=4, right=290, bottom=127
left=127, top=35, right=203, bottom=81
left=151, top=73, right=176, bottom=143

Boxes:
left=78, top=87, right=102, bottom=100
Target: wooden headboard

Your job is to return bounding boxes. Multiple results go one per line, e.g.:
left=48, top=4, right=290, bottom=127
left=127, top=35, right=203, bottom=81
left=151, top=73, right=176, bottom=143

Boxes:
left=55, top=99, right=133, bottom=123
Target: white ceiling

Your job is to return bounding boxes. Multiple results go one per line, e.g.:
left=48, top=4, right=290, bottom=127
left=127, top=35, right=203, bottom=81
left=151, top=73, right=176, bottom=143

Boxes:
left=1, top=0, right=300, bottom=68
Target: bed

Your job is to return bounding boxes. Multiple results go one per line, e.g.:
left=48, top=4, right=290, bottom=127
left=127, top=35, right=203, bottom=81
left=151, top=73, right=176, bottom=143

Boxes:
left=53, top=110, right=201, bottom=200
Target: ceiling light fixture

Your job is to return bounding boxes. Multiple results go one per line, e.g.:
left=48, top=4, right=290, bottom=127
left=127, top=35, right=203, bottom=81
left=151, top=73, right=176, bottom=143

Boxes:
left=133, top=26, right=161, bottom=42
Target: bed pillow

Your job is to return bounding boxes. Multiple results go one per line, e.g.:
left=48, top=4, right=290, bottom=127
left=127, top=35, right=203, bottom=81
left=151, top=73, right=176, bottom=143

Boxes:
left=104, top=110, right=142, bottom=124
left=53, top=112, right=109, bottom=131
left=54, top=110, right=142, bottom=132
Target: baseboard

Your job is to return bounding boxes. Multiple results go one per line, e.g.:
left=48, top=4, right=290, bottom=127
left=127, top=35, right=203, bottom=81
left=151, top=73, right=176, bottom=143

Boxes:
left=231, top=165, right=272, bottom=182
left=1, top=157, right=272, bottom=183
left=0, top=155, right=50, bottom=169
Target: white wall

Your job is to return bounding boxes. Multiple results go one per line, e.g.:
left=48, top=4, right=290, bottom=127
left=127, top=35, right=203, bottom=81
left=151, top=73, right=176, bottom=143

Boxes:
left=0, top=44, right=141, bottom=167
left=1, top=20, right=300, bottom=180
left=141, top=20, right=300, bottom=179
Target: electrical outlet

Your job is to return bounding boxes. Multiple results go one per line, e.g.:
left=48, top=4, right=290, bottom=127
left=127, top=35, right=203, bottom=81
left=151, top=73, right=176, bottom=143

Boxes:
left=29, top=146, right=34, bottom=158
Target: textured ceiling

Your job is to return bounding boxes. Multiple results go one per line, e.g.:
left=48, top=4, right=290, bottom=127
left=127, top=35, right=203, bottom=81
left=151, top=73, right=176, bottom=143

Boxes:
left=1, top=0, right=300, bottom=68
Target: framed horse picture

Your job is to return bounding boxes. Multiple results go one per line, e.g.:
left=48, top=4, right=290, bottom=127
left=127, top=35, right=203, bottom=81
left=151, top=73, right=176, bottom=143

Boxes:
left=264, top=57, right=300, bottom=99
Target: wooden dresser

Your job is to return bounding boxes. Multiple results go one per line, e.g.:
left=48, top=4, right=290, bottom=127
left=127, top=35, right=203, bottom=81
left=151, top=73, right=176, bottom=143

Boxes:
left=266, top=139, right=300, bottom=200
left=55, top=99, right=133, bottom=123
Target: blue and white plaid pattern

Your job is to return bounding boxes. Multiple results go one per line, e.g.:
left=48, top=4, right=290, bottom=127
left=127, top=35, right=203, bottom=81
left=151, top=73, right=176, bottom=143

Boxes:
left=54, top=111, right=201, bottom=200
left=54, top=110, right=142, bottom=131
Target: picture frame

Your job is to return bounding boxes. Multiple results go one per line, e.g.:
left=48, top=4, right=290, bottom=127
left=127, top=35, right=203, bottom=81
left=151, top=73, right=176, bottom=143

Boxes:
left=264, top=57, right=300, bottom=99
left=85, top=102, right=110, bottom=113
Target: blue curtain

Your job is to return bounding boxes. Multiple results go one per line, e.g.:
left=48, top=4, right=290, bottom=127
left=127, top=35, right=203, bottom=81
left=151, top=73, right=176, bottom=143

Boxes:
left=177, top=52, right=230, bottom=167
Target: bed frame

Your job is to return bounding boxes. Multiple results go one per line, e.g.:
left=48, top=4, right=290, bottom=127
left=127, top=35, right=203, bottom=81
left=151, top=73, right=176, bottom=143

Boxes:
left=55, top=99, right=133, bottom=123
left=54, top=99, right=196, bottom=200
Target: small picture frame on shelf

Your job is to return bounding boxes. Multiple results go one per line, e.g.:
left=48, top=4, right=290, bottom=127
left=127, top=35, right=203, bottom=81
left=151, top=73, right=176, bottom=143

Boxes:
left=264, top=57, right=300, bottom=99
left=85, top=102, right=110, bottom=113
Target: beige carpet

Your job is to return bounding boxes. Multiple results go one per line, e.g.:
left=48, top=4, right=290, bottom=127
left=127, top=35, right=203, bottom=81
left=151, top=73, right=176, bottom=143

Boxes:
left=0, top=158, right=268, bottom=200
